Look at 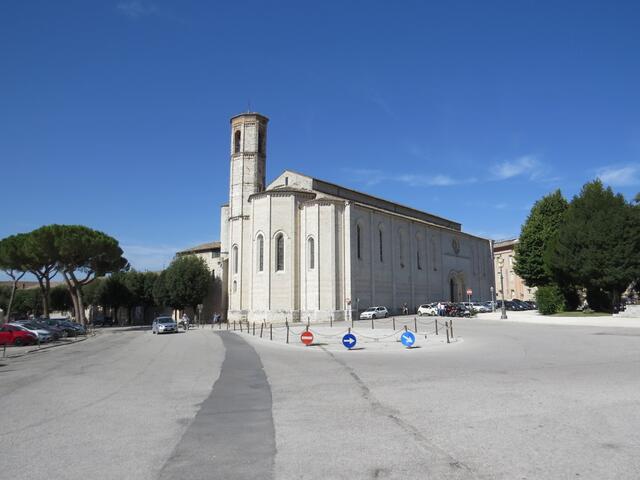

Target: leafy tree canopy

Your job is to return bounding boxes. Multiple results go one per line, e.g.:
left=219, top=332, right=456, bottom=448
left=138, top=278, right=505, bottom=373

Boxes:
left=160, top=255, right=210, bottom=310
left=514, top=190, right=568, bottom=287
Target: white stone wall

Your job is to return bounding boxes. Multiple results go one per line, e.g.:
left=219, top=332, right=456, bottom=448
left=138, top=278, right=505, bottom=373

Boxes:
left=349, top=204, right=493, bottom=315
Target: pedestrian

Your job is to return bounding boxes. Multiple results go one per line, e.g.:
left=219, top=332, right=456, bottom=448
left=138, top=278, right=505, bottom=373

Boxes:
left=437, top=302, right=443, bottom=317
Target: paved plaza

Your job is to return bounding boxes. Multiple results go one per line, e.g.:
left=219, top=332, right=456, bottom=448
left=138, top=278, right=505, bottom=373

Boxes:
left=1, top=315, right=639, bottom=479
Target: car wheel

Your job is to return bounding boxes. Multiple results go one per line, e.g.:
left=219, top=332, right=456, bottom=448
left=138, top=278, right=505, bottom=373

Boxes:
left=14, top=338, right=24, bottom=347
left=384, top=313, right=388, bottom=318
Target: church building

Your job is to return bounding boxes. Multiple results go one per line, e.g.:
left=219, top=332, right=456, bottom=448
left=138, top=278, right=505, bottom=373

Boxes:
left=220, top=112, right=494, bottom=323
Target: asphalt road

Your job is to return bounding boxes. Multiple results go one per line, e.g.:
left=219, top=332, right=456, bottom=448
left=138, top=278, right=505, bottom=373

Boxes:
left=2, top=319, right=639, bottom=479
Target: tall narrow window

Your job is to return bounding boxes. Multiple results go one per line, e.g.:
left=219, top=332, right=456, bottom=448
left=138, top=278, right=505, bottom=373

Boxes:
left=232, top=245, right=238, bottom=274
left=234, top=130, right=241, bottom=153
left=257, top=235, right=264, bottom=272
left=417, top=249, right=422, bottom=270
left=379, top=229, right=383, bottom=262
left=308, top=237, right=315, bottom=270
left=399, top=231, right=405, bottom=268
left=356, top=224, right=361, bottom=260
left=275, top=234, right=284, bottom=271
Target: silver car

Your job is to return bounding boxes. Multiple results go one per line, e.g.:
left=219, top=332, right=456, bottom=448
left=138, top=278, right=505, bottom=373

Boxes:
left=9, top=323, right=52, bottom=343
left=359, top=306, right=389, bottom=319
left=152, top=317, right=177, bottom=334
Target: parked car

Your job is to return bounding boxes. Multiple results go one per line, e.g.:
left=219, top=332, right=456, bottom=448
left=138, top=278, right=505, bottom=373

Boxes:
left=9, top=322, right=54, bottom=343
left=511, top=299, right=532, bottom=310
left=417, top=304, right=437, bottom=316
left=359, top=306, right=389, bottom=319
left=0, top=324, right=38, bottom=346
left=152, top=317, right=178, bottom=334
left=472, top=302, right=491, bottom=313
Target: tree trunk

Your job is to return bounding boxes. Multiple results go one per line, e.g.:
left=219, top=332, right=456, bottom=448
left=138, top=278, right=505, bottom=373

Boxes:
left=35, top=275, right=52, bottom=319
left=62, top=271, right=80, bottom=323
left=6, top=281, right=17, bottom=322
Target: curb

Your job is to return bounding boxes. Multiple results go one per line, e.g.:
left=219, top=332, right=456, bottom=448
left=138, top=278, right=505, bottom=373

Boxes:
left=1, top=333, right=98, bottom=360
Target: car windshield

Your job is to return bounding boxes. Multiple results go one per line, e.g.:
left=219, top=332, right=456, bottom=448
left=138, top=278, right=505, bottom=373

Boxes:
left=158, top=319, right=174, bottom=324
left=364, top=308, right=376, bottom=312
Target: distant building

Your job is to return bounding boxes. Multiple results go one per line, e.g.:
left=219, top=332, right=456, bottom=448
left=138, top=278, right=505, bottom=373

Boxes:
left=175, top=242, right=226, bottom=322
left=493, top=239, right=536, bottom=302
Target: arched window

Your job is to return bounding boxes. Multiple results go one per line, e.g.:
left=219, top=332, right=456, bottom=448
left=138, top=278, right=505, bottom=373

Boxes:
left=308, top=237, right=315, bottom=270
left=275, top=234, right=284, bottom=271
left=356, top=224, right=361, bottom=260
left=379, top=229, right=384, bottom=263
left=417, top=249, right=422, bottom=270
left=234, top=130, right=241, bottom=153
left=232, top=245, right=239, bottom=274
left=399, top=231, right=405, bottom=268
left=233, top=280, right=237, bottom=293
left=416, top=235, right=423, bottom=270
left=257, top=235, right=264, bottom=272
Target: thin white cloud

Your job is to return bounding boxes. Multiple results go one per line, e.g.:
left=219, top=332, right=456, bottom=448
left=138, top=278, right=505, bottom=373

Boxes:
left=491, top=155, right=543, bottom=180
left=116, top=1, right=159, bottom=18
left=344, top=169, right=475, bottom=188
left=596, top=164, right=640, bottom=187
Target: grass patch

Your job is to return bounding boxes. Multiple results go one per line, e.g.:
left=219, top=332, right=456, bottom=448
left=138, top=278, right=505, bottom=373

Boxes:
left=550, top=311, right=611, bottom=317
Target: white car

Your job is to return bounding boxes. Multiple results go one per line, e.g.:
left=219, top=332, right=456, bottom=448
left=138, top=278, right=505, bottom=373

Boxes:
left=359, top=306, right=389, bottom=319
left=417, top=304, right=437, bottom=316
left=152, top=317, right=178, bottom=334
left=472, top=302, right=490, bottom=313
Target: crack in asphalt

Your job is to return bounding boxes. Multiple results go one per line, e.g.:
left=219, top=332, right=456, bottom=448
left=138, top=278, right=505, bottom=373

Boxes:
left=320, top=347, right=479, bottom=479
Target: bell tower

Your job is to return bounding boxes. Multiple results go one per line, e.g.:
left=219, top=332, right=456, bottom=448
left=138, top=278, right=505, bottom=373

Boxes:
left=225, top=112, right=268, bottom=320
left=229, top=113, right=268, bottom=218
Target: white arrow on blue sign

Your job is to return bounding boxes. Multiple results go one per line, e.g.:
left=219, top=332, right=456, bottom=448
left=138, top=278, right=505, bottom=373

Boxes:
left=400, top=331, right=415, bottom=347
left=342, top=333, right=357, bottom=349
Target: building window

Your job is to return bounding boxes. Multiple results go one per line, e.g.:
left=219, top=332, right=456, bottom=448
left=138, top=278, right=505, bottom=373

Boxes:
left=356, top=224, right=361, bottom=260
left=308, top=237, right=315, bottom=270
left=232, top=245, right=238, bottom=274
left=257, top=235, right=264, bottom=272
left=379, top=229, right=383, bottom=263
left=234, top=130, right=241, bottom=153
left=233, top=280, right=237, bottom=293
left=275, top=234, right=284, bottom=271
left=417, top=249, right=422, bottom=270
left=399, top=231, right=405, bottom=268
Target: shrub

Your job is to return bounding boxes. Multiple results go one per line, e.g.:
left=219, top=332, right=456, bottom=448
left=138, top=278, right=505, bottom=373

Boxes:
left=535, top=285, right=565, bottom=315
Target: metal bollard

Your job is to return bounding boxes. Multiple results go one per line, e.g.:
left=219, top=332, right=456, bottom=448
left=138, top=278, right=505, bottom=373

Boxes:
left=414, top=317, right=417, bottom=333
left=330, top=315, right=333, bottom=328
left=445, top=321, right=450, bottom=344
left=450, top=319, right=454, bottom=339
left=233, top=320, right=236, bottom=331
left=393, top=317, right=396, bottom=330
left=239, top=321, right=242, bottom=333
left=3, top=343, right=6, bottom=358
left=371, top=317, right=374, bottom=330
left=260, top=323, right=264, bottom=338
left=435, top=319, right=438, bottom=335
left=253, top=322, right=256, bottom=336
left=286, top=325, right=289, bottom=344
left=270, top=323, right=273, bottom=340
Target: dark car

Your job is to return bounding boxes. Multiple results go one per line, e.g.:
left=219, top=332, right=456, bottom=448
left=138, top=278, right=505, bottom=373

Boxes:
left=511, top=299, right=531, bottom=310
left=0, top=324, right=38, bottom=346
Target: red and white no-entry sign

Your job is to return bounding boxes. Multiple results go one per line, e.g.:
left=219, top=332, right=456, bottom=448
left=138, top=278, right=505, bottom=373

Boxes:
left=300, top=331, right=314, bottom=346
left=466, top=288, right=473, bottom=296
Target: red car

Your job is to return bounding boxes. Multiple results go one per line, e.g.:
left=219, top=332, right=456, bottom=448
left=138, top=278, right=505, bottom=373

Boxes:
left=0, top=324, right=38, bottom=346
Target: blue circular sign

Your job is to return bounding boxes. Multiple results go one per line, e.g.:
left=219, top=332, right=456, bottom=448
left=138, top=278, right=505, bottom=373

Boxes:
left=400, top=331, right=416, bottom=347
left=342, top=333, right=357, bottom=349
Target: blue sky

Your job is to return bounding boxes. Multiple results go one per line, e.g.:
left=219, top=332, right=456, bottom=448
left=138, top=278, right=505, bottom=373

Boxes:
left=2, top=0, right=639, bottom=273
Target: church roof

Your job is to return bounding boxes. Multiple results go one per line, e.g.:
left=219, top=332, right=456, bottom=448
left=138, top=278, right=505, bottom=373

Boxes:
left=177, top=241, right=221, bottom=254
left=269, top=170, right=462, bottom=232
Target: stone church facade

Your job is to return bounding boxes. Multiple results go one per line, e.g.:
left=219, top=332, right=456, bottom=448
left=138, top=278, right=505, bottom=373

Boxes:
left=220, top=112, right=494, bottom=323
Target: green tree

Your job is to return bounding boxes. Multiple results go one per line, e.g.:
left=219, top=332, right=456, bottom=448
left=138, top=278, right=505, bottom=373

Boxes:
left=0, top=234, right=30, bottom=320
left=55, top=225, right=129, bottom=324
left=124, top=270, right=158, bottom=324
left=23, top=226, right=60, bottom=319
left=95, top=273, right=132, bottom=324
left=152, top=270, right=172, bottom=309
left=546, top=180, right=640, bottom=311
left=160, top=256, right=210, bottom=313
left=0, top=285, right=12, bottom=313
left=50, top=284, right=74, bottom=313
left=514, top=190, right=568, bottom=287
left=12, top=288, right=42, bottom=317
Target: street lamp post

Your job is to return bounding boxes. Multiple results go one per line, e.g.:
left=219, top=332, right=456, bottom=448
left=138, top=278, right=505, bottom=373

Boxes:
left=497, top=257, right=508, bottom=320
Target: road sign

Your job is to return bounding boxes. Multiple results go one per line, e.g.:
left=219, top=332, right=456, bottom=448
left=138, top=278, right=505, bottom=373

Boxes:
left=466, top=288, right=473, bottom=296
left=342, top=333, right=357, bottom=349
left=300, top=331, right=314, bottom=346
left=400, top=331, right=415, bottom=347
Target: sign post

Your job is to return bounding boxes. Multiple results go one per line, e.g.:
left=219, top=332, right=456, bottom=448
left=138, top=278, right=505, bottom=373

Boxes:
left=466, top=288, right=473, bottom=307
left=400, top=330, right=415, bottom=348
left=300, top=330, right=314, bottom=346
left=342, top=332, right=357, bottom=350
